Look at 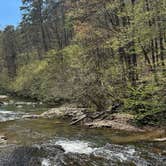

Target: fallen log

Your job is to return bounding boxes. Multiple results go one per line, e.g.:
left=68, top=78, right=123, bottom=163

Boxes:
left=70, top=115, right=87, bottom=125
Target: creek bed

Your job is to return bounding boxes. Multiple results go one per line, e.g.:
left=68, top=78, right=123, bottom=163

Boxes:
left=0, top=99, right=165, bottom=166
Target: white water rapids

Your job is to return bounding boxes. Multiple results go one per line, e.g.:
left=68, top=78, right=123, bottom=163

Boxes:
left=0, top=109, right=24, bottom=122
left=41, top=139, right=140, bottom=166
left=55, top=139, right=136, bottom=161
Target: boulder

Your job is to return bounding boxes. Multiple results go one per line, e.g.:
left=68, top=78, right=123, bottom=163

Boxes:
left=0, top=144, right=65, bottom=166
left=0, top=135, right=7, bottom=145
left=40, top=107, right=87, bottom=119
left=40, top=108, right=66, bottom=118
left=16, top=105, right=23, bottom=108
left=22, top=114, right=41, bottom=119
left=0, top=95, right=9, bottom=102
left=85, top=113, right=144, bottom=132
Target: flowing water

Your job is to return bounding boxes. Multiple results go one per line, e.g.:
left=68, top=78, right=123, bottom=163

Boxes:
left=0, top=98, right=165, bottom=166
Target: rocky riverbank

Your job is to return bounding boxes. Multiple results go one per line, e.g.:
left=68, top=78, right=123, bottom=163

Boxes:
left=22, top=106, right=149, bottom=132
left=22, top=104, right=166, bottom=134
left=0, top=95, right=165, bottom=133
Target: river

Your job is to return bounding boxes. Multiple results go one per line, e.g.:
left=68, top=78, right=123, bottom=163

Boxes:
left=0, top=98, right=165, bottom=166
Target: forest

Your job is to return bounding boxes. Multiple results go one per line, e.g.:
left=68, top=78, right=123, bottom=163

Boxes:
left=0, top=0, right=165, bottom=126
left=0, top=1, right=166, bottom=165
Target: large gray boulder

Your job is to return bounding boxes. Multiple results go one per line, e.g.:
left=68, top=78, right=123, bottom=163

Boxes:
left=0, top=144, right=65, bottom=166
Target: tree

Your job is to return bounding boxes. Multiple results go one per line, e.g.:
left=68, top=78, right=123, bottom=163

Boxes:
left=2, top=26, right=17, bottom=78
left=20, top=0, right=49, bottom=59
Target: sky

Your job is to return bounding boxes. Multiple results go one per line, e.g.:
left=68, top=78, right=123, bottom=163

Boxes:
left=0, top=0, right=22, bottom=29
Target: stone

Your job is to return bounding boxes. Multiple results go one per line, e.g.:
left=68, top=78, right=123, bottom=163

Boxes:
left=0, top=95, right=9, bottom=101
left=85, top=113, right=144, bottom=132
left=40, top=108, right=66, bottom=118
left=0, top=144, right=66, bottom=166
left=22, top=114, right=41, bottom=119
left=154, top=138, right=166, bottom=142
left=0, top=135, right=7, bottom=144
left=17, top=105, right=23, bottom=108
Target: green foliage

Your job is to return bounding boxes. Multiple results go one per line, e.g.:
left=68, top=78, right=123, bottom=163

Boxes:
left=0, top=0, right=165, bottom=127
left=123, top=82, right=166, bottom=121
left=10, top=60, right=48, bottom=98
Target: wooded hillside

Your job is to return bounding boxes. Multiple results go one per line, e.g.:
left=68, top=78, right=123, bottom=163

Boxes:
left=0, top=0, right=165, bottom=125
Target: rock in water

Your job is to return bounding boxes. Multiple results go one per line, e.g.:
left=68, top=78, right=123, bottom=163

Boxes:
left=0, top=135, right=7, bottom=145
left=154, top=138, right=166, bottom=142
left=0, top=144, right=65, bottom=166
left=41, top=108, right=66, bottom=118
left=22, top=114, right=41, bottom=119
left=4, top=146, right=42, bottom=166
left=0, top=95, right=9, bottom=102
